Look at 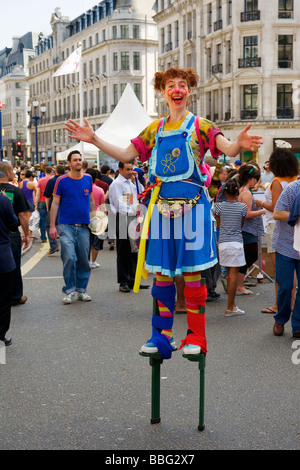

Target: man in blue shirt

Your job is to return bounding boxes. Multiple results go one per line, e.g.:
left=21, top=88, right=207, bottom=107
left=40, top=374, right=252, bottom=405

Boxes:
left=50, top=151, right=96, bottom=304
left=0, top=192, right=19, bottom=346
left=272, top=179, right=300, bottom=338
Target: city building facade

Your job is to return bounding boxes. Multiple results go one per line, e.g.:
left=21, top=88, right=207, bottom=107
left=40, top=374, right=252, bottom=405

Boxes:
left=26, top=0, right=158, bottom=164
left=0, top=33, right=39, bottom=162
left=154, top=0, right=300, bottom=164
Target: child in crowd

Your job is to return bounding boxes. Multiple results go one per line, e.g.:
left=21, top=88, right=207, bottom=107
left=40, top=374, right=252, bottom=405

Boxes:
left=215, top=180, right=248, bottom=316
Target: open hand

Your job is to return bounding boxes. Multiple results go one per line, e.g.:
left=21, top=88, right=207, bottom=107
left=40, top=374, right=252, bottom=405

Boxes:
left=238, top=124, right=263, bottom=151
left=65, top=118, right=95, bottom=143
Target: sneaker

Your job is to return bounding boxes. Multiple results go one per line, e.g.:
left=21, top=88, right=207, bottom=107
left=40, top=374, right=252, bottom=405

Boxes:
left=140, top=337, right=176, bottom=354
left=90, top=261, right=100, bottom=269
left=48, top=248, right=59, bottom=255
left=77, top=292, right=92, bottom=302
left=183, top=344, right=201, bottom=355
left=63, top=292, right=75, bottom=304
left=225, top=307, right=245, bottom=317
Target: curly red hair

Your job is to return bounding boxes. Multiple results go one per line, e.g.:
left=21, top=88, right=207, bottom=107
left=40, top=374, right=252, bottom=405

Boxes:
left=154, top=67, right=198, bottom=92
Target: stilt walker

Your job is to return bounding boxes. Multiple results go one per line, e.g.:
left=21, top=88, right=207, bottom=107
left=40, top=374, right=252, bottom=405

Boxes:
left=65, top=67, right=263, bottom=430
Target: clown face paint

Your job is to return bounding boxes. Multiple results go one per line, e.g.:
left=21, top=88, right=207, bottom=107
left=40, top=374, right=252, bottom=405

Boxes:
left=164, top=78, right=190, bottom=108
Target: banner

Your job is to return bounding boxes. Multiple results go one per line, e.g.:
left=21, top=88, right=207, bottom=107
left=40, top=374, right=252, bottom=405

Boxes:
left=53, top=47, right=81, bottom=77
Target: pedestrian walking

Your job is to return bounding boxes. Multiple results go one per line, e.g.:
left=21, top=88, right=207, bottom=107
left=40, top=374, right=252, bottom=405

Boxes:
left=65, top=66, right=263, bottom=358
left=49, top=151, right=96, bottom=304
left=0, top=192, right=19, bottom=346
left=272, top=179, right=300, bottom=338
left=35, top=165, right=53, bottom=243
left=44, top=164, right=65, bottom=255
left=0, top=162, right=30, bottom=306
left=236, top=165, right=265, bottom=295
left=108, top=161, right=145, bottom=292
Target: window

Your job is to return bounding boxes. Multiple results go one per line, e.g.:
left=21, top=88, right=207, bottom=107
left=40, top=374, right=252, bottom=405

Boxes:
left=245, top=0, right=258, bottom=11
left=227, top=0, right=232, bottom=25
left=133, top=25, right=140, bottom=39
left=113, top=52, right=118, bottom=71
left=242, top=84, right=258, bottom=119
left=133, top=52, right=140, bottom=70
left=113, top=84, right=118, bottom=106
left=15, top=82, right=21, bottom=89
left=121, top=52, right=130, bottom=70
left=134, top=83, right=141, bottom=102
left=120, top=25, right=129, bottom=39
left=102, top=55, right=107, bottom=74
left=244, top=36, right=258, bottom=58
left=277, top=84, right=293, bottom=118
left=121, top=83, right=127, bottom=95
left=208, top=3, right=212, bottom=33
left=278, top=35, right=293, bottom=68
left=112, top=26, right=117, bottom=39
left=278, top=0, right=294, bottom=18
left=16, top=97, right=22, bottom=107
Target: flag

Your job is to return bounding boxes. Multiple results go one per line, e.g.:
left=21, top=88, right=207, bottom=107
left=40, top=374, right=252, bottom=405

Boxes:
left=53, top=47, right=81, bottom=77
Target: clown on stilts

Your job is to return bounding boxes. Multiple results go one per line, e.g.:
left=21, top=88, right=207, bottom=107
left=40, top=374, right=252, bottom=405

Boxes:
left=65, top=67, right=263, bottom=360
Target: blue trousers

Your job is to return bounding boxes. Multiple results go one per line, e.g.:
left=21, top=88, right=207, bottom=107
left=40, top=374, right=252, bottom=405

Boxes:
left=38, top=202, right=47, bottom=241
left=59, top=224, right=91, bottom=294
left=274, top=252, right=300, bottom=333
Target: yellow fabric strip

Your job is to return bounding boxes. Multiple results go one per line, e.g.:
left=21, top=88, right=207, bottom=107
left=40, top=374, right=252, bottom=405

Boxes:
left=133, top=180, right=162, bottom=293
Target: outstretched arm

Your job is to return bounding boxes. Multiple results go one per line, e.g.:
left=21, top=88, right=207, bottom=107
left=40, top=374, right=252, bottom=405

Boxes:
left=216, top=124, right=263, bottom=158
left=65, top=118, right=138, bottom=163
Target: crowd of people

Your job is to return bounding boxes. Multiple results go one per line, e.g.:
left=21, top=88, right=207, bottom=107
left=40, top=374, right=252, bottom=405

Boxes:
left=0, top=66, right=299, bottom=358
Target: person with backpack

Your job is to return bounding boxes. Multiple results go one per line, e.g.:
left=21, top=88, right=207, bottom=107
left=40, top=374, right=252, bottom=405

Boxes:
left=65, top=67, right=262, bottom=359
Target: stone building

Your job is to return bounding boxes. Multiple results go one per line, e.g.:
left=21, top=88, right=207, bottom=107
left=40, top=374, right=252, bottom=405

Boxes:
left=154, top=0, right=300, bottom=164
left=26, top=0, right=158, bottom=164
left=0, top=33, right=39, bottom=162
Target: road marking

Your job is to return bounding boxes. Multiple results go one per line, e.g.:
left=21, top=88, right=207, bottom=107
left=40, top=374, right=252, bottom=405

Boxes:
left=21, top=244, right=50, bottom=276
left=24, top=276, right=63, bottom=280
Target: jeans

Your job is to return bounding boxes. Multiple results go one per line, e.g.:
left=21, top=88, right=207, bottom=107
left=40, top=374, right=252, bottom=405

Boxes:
left=59, top=224, right=91, bottom=294
left=38, top=202, right=47, bottom=241
left=46, top=211, right=58, bottom=251
left=274, top=252, right=300, bottom=333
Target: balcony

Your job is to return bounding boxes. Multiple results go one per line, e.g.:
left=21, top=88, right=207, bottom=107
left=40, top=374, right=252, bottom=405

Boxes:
left=241, top=11, right=260, bottom=22
left=212, top=63, right=223, bottom=74
left=277, top=107, right=294, bottom=119
left=278, top=10, right=294, bottom=19
left=238, top=57, right=261, bottom=68
left=278, top=59, right=293, bottom=69
left=241, top=109, right=258, bottom=120
left=213, top=19, right=223, bottom=32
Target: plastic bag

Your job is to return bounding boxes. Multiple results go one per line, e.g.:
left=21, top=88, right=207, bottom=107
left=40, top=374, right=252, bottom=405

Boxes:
left=29, top=210, right=40, bottom=231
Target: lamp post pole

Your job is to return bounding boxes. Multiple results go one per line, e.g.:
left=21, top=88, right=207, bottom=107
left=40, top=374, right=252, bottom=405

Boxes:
left=27, top=101, right=46, bottom=165
left=0, top=101, right=3, bottom=161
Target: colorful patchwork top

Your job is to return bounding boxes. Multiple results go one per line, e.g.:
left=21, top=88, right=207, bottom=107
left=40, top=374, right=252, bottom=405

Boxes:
left=131, top=114, right=223, bottom=169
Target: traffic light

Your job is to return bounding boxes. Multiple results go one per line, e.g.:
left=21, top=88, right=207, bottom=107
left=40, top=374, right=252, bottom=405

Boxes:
left=16, top=141, right=23, bottom=158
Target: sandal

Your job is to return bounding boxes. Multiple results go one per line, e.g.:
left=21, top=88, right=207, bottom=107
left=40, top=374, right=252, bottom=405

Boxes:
left=236, top=290, right=254, bottom=295
left=261, top=306, right=277, bottom=314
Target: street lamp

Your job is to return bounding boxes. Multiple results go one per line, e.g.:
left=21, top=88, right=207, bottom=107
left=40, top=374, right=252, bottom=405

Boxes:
left=27, top=101, right=46, bottom=164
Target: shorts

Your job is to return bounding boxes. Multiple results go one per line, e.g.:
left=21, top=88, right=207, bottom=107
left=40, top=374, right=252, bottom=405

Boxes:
left=90, top=233, right=104, bottom=251
left=218, top=241, right=246, bottom=267
left=265, top=223, right=275, bottom=254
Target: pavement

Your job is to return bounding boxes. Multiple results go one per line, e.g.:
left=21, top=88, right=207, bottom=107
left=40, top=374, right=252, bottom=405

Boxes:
left=1, top=235, right=299, bottom=451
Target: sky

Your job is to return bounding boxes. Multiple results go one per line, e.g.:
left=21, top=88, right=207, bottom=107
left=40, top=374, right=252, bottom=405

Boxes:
left=0, top=0, right=98, bottom=50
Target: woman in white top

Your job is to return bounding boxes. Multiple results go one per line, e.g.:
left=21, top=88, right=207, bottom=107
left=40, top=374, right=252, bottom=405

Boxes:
left=255, top=148, right=299, bottom=314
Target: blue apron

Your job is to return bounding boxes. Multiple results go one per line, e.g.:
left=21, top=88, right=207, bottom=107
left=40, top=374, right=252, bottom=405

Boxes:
left=145, top=113, right=217, bottom=277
